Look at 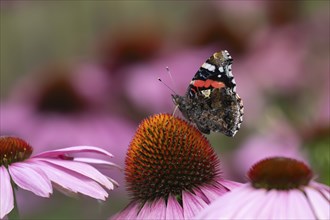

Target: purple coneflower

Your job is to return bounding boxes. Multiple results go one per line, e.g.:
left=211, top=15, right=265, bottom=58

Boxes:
left=112, top=114, right=241, bottom=219
left=197, top=157, right=330, bottom=219
left=0, top=136, right=118, bottom=219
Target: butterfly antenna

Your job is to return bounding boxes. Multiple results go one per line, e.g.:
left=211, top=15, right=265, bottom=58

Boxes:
left=157, top=77, right=177, bottom=95
left=166, top=66, right=175, bottom=87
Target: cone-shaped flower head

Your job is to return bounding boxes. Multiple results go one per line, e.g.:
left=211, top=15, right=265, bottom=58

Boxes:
left=197, top=156, right=330, bottom=219
left=0, top=136, right=118, bottom=219
left=112, top=114, right=240, bottom=219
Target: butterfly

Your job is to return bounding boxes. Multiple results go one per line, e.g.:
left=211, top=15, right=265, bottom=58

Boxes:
left=172, top=50, right=243, bottom=137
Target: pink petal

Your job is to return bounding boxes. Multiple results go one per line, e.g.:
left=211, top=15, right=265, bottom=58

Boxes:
left=111, top=202, right=140, bottom=220
left=73, top=157, right=122, bottom=170
left=311, top=182, right=330, bottom=198
left=107, top=177, right=119, bottom=188
left=165, top=195, right=184, bottom=219
left=31, top=158, right=115, bottom=190
left=193, top=187, right=210, bottom=204
left=268, top=190, right=288, bottom=219
left=0, top=167, right=14, bottom=219
left=256, top=189, right=284, bottom=219
left=198, top=183, right=227, bottom=203
left=31, top=160, right=109, bottom=200
left=33, top=146, right=113, bottom=158
left=182, top=191, right=208, bottom=219
left=196, top=184, right=253, bottom=219
left=217, top=178, right=243, bottom=190
left=218, top=185, right=256, bottom=219
left=137, top=198, right=166, bottom=219
left=305, top=187, right=330, bottom=219
left=287, top=189, right=315, bottom=219
left=229, top=187, right=267, bottom=219
left=8, top=162, right=52, bottom=197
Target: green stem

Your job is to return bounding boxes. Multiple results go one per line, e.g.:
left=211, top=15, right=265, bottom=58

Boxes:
left=8, top=187, right=20, bottom=220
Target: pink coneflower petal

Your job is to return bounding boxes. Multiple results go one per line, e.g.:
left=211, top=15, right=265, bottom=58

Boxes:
left=112, top=202, right=140, bottom=219
left=0, top=167, right=14, bottom=219
left=218, top=178, right=242, bottom=190
left=30, top=158, right=115, bottom=190
left=305, top=186, right=330, bottom=219
left=34, top=146, right=113, bottom=158
left=312, top=182, right=330, bottom=197
left=198, top=185, right=253, bottom=219
left=224, top=185, right=256, bottom=217
left=29, top=160, right=109, bottom=200
left=276, top=191, right=289, bottom=219
left=229, top=187, right=267, bottom=219
left=287, top=189, right=315, bottom=219
left=256, top=190, right=283, bottom=219
left=137, top=199, right=166, bottom=219
left=72, top=157, right=121, bottom=169
left=165, top=196, right=184, bottom=219
left=8, top=163, right=52, bottom=197
left=182, top=191, right=208, bottom=219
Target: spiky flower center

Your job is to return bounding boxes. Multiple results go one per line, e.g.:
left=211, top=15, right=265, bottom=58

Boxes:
left=0, top=136, right=33, bottom=166
left=248, top=157, right=313, bottom=190
left=125, top=114, right=220, bottom=202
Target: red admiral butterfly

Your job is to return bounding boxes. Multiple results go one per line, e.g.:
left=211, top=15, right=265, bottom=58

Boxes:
left=172, top=51, right=244, bottom=137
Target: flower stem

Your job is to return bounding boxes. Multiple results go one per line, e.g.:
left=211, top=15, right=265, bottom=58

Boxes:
left=8, top=188, right=20, bottom=220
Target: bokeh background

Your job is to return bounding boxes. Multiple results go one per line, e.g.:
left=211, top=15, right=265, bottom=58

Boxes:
left=1, top=1, right=329, bottom=219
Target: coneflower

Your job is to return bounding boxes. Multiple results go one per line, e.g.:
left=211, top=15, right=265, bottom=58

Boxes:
left=197, top=157, right=330, bottom=219
left=112, top=114, right=240, bottom=219
left=0, top=136, right=118, bottom=219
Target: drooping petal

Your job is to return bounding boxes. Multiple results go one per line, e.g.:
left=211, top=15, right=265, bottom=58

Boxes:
left=73, top=157, right=121, bottom=170
left=107, top=177, right=119, bottom=188
left=193, top=187, right=210, bottom=204
left=33, top=146, right=113, bottom=158
left=216, top=178, right=242, bottom=190
left=198, top=182, right=229, bottom=203
left=31, top=158, right=115, bottom=190
left=8, top=162, right=52, bottom=197
left=111, top=202, right=140, bottom=220
left=182, top=191, right=208, bottom=219
left=0, top=167, right=14, bottom=219
left=31, top=160, right=109, bottom=200
left=137, top=198, right=166, bottom=219
left=305, top=186, right=330, bottom=219
left=165, top=195, right=184, bottom=219
left=286, top=189, right=315, bottom=219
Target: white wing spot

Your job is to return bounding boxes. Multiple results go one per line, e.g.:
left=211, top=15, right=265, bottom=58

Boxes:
left=202, top=62, right=215, bottom=72
left=219, top=66, right=224, bottom=72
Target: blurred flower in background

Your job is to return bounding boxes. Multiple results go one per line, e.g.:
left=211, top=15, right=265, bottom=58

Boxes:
left=0, top=1, right=329, bottom=219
